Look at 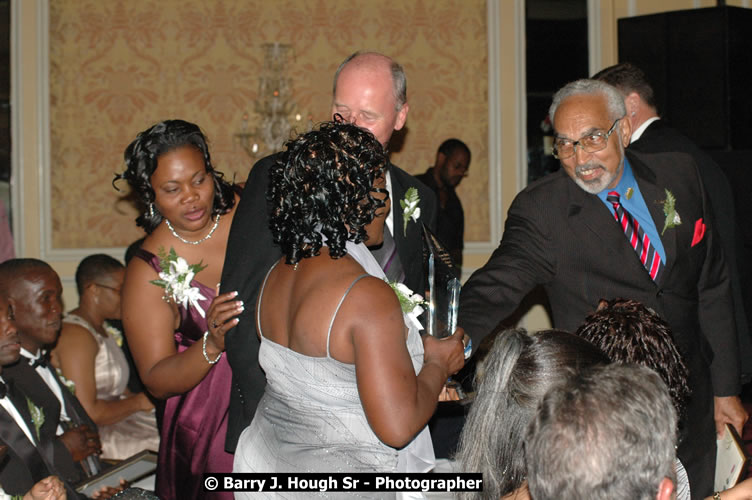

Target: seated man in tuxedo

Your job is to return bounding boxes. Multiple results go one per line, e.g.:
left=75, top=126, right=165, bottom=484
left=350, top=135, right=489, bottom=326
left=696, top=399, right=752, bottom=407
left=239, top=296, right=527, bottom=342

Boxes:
left=526, top=363, right=678, bottom=500
left=0, top=258, right=102, bottom=486
left=458, top=78, right=746, bottom=498
left=220, top=51, right=437, bottom=453
left=0, top=288, right=76, bottom=498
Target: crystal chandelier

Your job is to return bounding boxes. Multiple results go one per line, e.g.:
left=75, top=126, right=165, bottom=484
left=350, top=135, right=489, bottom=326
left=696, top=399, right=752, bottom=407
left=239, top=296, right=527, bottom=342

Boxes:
left=235, top=43, right=306, bottom=159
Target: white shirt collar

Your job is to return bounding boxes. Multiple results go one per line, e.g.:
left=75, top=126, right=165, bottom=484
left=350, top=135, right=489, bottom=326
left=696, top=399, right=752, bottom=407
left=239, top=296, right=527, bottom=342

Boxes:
left=20, top=347, right=41, bottom=363
left=385, top=169, right=394, bottom=234
left=630, top=116, right=660, bottom=143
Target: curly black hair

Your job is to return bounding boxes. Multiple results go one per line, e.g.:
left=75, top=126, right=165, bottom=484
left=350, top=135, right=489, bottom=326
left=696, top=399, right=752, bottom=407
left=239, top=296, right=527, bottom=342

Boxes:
left=113, top=119, right=236, bottom=233
left=268, top=120, right=388, bottom=265
left=575, top=298, right=691, bottom=419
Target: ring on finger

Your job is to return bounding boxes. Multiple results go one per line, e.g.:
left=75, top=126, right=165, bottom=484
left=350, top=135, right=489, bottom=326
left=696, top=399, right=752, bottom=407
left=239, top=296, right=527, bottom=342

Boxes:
left=212, top=320, right=218, bottom=329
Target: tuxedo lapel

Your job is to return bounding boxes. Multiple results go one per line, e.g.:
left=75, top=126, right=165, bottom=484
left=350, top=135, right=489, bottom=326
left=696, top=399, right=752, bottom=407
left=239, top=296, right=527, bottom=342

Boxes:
left=0, top=387, right=52, bottom=482
left=564, top=176, right=629, bottom=258
left=46, top=366, right=96, bottom=431
left=389, top=165, right=408, bottom=251
left=3, top=359, right=62, bottom=439
left=388, top=165, right=420, bottom=278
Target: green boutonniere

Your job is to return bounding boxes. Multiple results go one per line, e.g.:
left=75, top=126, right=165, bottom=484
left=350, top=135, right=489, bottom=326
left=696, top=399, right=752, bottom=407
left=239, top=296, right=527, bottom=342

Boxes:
left=26, top=397, right=45, bottom=441
left=661, top=189, right=681, bottom=235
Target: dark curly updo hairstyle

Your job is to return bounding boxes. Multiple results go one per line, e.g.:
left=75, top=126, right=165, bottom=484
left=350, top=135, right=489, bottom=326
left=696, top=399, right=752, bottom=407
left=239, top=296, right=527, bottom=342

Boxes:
left=268, top=120, right=388, bottom=266
left=575, top=298, right=691, bottom=420
left=113, top=119, right=236, bottom=233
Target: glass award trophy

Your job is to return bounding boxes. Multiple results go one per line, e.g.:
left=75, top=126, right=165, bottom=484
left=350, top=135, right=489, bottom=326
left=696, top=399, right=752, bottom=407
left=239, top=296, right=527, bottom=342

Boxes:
left=422, top=224, right=461, bottom=339
left=422, top=224, right=468, bottom=401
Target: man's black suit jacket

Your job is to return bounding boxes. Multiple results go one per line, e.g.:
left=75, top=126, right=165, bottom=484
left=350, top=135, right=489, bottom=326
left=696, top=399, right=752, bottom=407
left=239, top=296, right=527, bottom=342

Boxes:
left=0, top=381, right=83, bottom=499
left=3, top=357, right=100, bottom=485
left=220, top=154, right=437, bottom=452
left=459, top=150, right=738, bottom=497
left=631, top=119, right=752, bottom=376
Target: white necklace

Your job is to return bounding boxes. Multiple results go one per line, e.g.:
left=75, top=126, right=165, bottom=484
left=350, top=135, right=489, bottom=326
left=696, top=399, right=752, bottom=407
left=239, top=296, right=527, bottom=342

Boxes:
left=165, top=214, right=220, bottom=245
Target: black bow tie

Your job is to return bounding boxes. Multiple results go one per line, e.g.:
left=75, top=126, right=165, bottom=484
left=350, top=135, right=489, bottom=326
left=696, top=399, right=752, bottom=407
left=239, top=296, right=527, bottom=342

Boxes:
left=0, top=380, right=7, bottom=399
left=31, top=354, right=50, bottom=369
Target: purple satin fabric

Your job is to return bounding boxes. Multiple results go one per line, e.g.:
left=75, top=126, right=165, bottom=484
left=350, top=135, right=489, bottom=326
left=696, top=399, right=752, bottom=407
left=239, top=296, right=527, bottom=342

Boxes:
left=137, top=249, right=233, bottom=500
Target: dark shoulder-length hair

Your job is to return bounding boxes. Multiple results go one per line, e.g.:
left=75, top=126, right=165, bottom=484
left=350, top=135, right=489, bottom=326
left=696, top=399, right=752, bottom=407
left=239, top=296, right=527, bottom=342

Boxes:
left=113, top=119, right=236, bottom=233
left=267, top=120, right=388, bottom=266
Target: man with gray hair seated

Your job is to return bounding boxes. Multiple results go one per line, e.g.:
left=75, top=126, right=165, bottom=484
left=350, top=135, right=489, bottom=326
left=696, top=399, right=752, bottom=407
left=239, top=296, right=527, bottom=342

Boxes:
left=526, top=363, right=677, bottom=500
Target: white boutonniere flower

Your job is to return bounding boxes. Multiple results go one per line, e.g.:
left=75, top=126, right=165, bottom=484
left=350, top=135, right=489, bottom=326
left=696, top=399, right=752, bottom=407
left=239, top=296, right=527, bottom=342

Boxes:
left=387, top=280, right=426, bottom=329
left=55, top=368, right=76, bottom=395
left=661, top=189, right=681, bottom=235
left=103, top=321, right=123, bottom=348
left=26, top=397, right=45, bottom=441
left=150, top=247, right=208, bottom=317
left=400, top=187, right=421, bottom=236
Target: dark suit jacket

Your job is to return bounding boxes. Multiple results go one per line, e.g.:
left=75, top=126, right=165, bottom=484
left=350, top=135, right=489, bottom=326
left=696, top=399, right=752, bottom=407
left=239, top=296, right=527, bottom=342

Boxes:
left=0, top=380, right=54, bottom=496
left=3, top=356, right=100, bottom=484
left=0, top=380, right=83, bottom=499
left=631, top=119, right=752, bottom=375
left=220, top=154, right=437, bottom=452
left=459, top=150, right=738, bottom=497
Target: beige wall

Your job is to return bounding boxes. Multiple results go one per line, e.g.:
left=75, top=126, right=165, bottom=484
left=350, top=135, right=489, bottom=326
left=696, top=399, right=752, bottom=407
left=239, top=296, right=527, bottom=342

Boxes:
left=12, top=0, right=749, bottom=313
left=46, top=0, right=490, bottom=250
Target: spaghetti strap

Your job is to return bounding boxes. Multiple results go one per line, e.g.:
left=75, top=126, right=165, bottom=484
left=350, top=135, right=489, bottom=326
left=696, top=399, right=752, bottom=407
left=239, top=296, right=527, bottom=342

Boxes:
left=256, top=261, right=280, bottom=340
left=326, top=274, right=370, bottom=358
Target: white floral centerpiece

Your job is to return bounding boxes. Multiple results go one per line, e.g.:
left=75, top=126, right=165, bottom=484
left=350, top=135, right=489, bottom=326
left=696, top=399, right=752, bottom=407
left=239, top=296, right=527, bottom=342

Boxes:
left=150, top=247, right=208, bottom=317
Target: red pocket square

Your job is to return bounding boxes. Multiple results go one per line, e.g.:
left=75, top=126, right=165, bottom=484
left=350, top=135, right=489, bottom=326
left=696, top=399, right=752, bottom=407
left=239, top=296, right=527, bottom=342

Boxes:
left=691, top=218, right=706, bottom=247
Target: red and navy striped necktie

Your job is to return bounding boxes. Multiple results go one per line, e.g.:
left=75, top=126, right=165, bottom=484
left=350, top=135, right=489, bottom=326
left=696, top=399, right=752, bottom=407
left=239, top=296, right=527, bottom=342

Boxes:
left=606, top=191, right=664, bottom=282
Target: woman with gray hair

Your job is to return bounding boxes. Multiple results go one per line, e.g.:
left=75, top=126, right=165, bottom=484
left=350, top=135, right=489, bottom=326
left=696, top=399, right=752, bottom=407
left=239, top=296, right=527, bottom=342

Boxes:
left=455, top=328, right=608, bottom=500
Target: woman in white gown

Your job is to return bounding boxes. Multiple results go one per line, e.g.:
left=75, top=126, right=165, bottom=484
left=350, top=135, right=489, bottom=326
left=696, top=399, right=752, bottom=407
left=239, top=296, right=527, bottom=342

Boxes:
left=233, top=120, right=465, bottom=495
left=53, top=254, right=159, bottom=460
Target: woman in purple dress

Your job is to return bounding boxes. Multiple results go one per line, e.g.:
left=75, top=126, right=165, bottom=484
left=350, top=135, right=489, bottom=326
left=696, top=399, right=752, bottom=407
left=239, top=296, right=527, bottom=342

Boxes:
left=115, top=120, right=242, bottom=500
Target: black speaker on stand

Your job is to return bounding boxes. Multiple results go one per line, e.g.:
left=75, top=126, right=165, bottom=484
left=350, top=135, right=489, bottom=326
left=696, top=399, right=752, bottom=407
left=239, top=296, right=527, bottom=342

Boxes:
left=620, top=5, right=752, bottom=380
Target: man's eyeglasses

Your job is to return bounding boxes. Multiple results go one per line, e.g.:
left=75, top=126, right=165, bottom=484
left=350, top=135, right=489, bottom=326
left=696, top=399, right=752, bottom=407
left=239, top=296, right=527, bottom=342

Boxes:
left=552, top=118, right=623, bottom=160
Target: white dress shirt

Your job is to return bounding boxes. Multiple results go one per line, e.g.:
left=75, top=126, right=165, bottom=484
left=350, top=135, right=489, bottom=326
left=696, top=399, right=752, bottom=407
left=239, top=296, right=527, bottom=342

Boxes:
left=21, top=347, right=69, bottom=434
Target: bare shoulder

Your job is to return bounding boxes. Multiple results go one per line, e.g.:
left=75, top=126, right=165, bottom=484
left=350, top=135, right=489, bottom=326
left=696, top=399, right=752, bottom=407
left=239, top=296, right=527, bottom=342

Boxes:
left=56, top=321, right=98, bottom=356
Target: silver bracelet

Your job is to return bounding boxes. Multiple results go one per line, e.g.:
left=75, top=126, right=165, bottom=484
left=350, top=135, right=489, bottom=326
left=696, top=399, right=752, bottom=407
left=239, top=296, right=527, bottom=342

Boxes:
left=202, top=331, right=223, bottom=365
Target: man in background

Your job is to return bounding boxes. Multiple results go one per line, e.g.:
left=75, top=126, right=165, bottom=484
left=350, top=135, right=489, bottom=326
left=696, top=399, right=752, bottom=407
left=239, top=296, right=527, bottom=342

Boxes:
left=526, top=363, right=678, bottom=500
left=593, top=63, right=752, bottom=380
left=221, top=51, right=437, bottom=453
left=416, top=139, right=470, bottom=269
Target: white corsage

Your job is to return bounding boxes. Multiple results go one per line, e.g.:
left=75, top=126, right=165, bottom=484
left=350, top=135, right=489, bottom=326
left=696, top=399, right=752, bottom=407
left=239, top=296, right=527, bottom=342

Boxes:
left=400, top=187, right=421, bottom=236
left=55, top=368, right=76, bottom=395
left=150, top=247, right=208, bottom=317
left=103, top=321, right=123, bottom=347
left=387, top=280, right=426, bottom=328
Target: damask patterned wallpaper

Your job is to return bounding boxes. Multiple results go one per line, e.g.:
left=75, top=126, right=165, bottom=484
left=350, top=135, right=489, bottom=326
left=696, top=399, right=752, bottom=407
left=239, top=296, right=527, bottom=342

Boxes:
left=49, top=0, right=488, bottom=248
